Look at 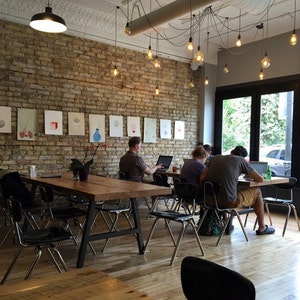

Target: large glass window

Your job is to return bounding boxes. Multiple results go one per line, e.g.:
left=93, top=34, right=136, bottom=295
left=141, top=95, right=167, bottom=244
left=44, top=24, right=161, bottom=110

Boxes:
left=222, top=96, right=251, bottom=155
left=259, top=91, right=293, bottom=176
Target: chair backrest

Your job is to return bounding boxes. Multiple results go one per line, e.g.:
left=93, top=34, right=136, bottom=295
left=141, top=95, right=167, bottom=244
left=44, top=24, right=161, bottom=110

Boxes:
left=203, top=181, right=221, bottom=209
left=274, top=177, right=297, bottom=190
left=39, top=186, right=54, bottom=203
left=0, top=172, right=33, bottom=208
left=181, top=256, right=256, bottom=300
left=7, top=198, right=24, bottom=245
left=119, top=171, right=132, bottom=181
left=153, top=173, right=170, bottom=187
left=174, top=182, right=199, bottom=203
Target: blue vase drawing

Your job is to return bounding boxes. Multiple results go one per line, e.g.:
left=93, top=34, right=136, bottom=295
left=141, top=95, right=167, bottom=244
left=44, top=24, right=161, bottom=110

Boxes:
left=93, top=128, right=101, bottom=142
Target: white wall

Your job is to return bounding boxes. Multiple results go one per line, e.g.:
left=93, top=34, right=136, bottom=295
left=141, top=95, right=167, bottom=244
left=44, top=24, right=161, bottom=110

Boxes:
left=216, top=30, right=300, bottom=87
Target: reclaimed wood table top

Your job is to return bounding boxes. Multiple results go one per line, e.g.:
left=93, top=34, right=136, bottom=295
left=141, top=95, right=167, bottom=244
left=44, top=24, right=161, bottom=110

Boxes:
left=0, top=267, right=152, bottom=299
left=22, top=173, right=172, bottom=201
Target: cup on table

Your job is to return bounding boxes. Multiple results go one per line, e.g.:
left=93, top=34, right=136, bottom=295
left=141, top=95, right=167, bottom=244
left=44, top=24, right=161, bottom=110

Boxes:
left=29, top=165, right=37, bottom=178
left=172, top=166, right=177, bottom=172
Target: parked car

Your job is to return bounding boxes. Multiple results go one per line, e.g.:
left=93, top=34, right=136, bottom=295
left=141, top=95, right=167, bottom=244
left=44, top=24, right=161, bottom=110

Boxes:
left=260, top=147, right=291, bottom=176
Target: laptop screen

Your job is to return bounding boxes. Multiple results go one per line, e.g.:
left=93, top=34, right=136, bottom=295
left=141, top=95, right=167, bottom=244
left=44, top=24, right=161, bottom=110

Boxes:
left=156, top=155, right=173, bottom=170
left=249, top=161, right=268, bottom=175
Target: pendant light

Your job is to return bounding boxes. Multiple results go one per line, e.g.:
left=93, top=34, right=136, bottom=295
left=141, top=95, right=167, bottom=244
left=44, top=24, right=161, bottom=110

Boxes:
left=261, top=8, right=271, bottom=69
left=153, top=33, right=161, bottom=69
left=236, top=9, right=242, bottom=47
left=193, top=12, right=204, bottom=63
left=223, top=17, right=229, bottom=74
left=290, top=0, right=297, bottom=45
left=30, top=2, right=67, bottom=33
left=112, top=7, right=119, bottom=77
left=124, top=1, right=131, bottom=35
left=187, top=0, right=194, bottom=51
left=259, top=68, right=264, bottom=80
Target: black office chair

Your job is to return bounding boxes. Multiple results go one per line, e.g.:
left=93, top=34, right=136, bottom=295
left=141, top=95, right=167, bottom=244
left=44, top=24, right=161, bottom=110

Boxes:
left=261, top=177, right=300, bottom=236
left=144, top=182, right=205, bottom=265
left=181, top=256, right=256, bottom=300
left=198, top=181, right=250, bottom=246
left=1, top=198, right=72, bottom=284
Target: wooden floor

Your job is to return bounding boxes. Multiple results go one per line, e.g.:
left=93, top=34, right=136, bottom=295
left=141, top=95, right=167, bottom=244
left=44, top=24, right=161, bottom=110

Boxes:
left=0, top=202, right=300, bottom=300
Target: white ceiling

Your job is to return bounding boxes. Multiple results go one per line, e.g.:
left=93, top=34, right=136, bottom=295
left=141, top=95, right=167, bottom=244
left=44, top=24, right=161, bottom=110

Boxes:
left=0, top=0, right=298, bottom=65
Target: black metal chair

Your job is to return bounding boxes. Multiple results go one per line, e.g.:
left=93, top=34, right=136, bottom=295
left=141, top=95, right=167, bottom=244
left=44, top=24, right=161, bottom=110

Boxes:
left=181, top=256, right=256, bottom=300
left=198, top=181, right=251, bottom=246
left=144, top=182, right=205, bottom=265
left=38, top=186, right=96, bottom=255
left=1, top=198, right=72, bottom=284
left=261, top=177, right=299, bottom=236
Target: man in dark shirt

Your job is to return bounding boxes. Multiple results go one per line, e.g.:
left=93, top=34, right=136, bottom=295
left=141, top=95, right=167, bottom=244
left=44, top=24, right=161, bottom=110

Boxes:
left=119, top=136, right=163, bottom=182
left=201, top=145, right=275, bottom=235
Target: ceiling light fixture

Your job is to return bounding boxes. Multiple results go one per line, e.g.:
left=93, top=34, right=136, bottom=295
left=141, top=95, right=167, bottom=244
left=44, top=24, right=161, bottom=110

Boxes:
left=193, top=12, right=204, bottom=63
left=236, top=9, right=242, bottom=47
left=224, top=17, right=229, bottom=74
left=112, top=7, right=119, bottom=77
left=153, top=33, right=161, bottom=69
left=259, top=68, right=264, bottom=80
left=30, top=2, right=67, bottom=33
left=187, top=1, right=194, bottom=51
left=124, top=1, right=131, bottom=35
left=261, top=8, right=270, bottom=69
left=290, top=0, right=297, bottom=45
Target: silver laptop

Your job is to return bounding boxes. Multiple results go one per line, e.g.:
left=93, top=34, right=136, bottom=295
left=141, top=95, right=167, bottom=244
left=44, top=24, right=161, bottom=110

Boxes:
left=249, top=161, right=268, bottom=175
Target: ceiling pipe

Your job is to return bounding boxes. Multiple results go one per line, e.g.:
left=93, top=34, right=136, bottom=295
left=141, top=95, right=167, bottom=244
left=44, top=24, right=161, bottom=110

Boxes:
left=128, top=0, right=270, bottom=36
left=128, top=0, right=214, bottom=36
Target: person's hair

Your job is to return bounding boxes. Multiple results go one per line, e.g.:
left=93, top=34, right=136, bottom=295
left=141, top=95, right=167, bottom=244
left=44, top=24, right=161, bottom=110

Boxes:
left=231, top=145, right=248, bottom=157
left=192, top=146, right=208, bottom=159
left=203, top=144, right=212, bottom=153
left=128, top=136, right=141, bottom=148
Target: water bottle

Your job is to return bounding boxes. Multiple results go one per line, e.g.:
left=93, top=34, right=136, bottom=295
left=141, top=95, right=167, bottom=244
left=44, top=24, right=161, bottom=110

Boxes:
left=266, top=165, right=272, bottom=180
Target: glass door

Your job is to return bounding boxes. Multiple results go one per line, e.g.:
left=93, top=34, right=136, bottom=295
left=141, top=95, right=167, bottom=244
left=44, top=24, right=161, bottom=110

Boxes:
left=221, top=96, right=252, bottom=156
left=259, top=91, right=293, bottom=176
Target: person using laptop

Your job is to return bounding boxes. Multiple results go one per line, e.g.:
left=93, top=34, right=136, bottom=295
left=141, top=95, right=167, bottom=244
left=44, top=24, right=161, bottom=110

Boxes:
left=119, top=136, right=163, bottom=182
left=200, top=145, right=275, bottom=235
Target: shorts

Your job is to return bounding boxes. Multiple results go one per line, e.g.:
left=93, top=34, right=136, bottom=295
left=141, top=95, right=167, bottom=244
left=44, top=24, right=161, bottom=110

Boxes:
left=205, top=187, right=260, bottom=208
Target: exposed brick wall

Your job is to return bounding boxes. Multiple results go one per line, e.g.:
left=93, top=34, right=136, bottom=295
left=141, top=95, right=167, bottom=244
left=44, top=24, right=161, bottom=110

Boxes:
left=0, top=20, right=202, bottom=177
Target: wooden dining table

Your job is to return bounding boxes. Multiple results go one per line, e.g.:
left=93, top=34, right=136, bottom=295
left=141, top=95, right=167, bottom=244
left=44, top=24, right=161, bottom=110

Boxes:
left=0, top=267, right=152, bottom=299
left=22, top=173, right=172, bottom=268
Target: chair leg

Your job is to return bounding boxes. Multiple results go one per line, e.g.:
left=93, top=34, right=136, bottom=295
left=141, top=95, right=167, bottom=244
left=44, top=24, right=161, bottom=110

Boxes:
left=0, top=246, right=23, bottom=285
left=170, top=222, right=186, bottom=265
left=282, top=205, right=292, bottom=237
left=265, top=203, right=273, bottom=225
left=47, top=247, right=63, bottom=273
left=24, top=247, right=42, bottom=280
left=291, top=204, right=300, bottom=231
left=50, top=246, right=69, bottom=272
left=144, top=218, right=160, bottom=252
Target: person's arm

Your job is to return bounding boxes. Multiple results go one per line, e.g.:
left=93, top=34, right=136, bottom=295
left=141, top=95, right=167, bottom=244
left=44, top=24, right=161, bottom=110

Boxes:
left=247, top=170, right=264, bottom=182
left=144, top=164, right=163, bottom=175
left=200, top=167, right=209, bottom=186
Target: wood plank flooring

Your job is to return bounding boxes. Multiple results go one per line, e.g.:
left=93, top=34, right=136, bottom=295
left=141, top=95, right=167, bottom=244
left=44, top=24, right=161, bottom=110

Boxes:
left=0, top=202, right=299, bottom=300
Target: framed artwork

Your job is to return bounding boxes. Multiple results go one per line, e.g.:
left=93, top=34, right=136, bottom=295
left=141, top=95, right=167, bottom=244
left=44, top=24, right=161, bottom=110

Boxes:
left=144, top=117, right=156, bottom=143
left=109, top=115, right=123, bottom=137
left=17, top=108, right=38, bottom=141
left=68, top=112, right=85, bottom=136
left=160, top=119, right=171, bottom=139
left=174, top=120, right=185, bottom=140
left=0, top=106, right=11, bottom=133
left=89, top=114, right=105, bottom=142
left=127, top=116, right=141, bottom=137
left=44, top=110, right=63, bottom=135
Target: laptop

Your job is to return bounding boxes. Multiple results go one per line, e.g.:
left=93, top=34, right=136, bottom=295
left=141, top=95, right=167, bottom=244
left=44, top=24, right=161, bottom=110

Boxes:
left=156, top=155, right=173, bottom=172
left=249, top=161, right=268, bottom=176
